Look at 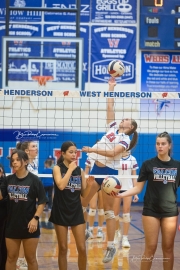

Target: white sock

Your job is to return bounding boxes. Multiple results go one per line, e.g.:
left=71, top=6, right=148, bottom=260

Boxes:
left=98, top=226, right=102, bottom=231
left=89, top=226, right=93, bottom=232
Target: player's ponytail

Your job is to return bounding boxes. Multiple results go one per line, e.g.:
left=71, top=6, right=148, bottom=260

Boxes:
left=126, top=119, right=138, bottom=151
left=57, top=141, right=77, bottom=166
left=128, top=131, right=138, bottom=150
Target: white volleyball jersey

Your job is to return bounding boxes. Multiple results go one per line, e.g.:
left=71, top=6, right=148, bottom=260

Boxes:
left=87, top=121, right=130, bottom=169
left=27, top=159, right=38, bottom=175
left=118, top=155, right=138, bottom=190
left=85, top=156, right=95, bottom=172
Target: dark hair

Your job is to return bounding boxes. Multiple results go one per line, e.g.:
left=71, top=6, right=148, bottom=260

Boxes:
left=156, top=131, right=172, bottom=156
left=45, top=159, right=53, bottom=167
left=10, top=149, right=29, bottom=168
left=126, top=119, right=138, bottom=151
left=16, top=141, right=33, bottom=151
left=0, top=163, right=6, bottom=178
left=57, top=141, right=77, bottom=165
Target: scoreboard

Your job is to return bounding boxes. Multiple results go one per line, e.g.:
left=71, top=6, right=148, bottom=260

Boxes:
left=140, top=0, right=180, bottom=50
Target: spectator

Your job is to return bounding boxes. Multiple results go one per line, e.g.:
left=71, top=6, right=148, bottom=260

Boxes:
left=41, top=159, right=53, bottom=211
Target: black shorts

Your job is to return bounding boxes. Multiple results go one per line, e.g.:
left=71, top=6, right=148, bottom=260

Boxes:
left=142, top=208, right=179, bottom=218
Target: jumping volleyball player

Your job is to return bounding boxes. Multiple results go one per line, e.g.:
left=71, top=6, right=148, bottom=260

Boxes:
left=81, top=77, right=138, bottom=263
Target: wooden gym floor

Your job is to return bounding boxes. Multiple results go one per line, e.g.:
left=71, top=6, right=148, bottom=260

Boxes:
left=37, top=204, right=180, bottom=269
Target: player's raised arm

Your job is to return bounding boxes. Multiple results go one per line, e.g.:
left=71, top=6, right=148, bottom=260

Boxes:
left=106, top=77, right=116, bottom=124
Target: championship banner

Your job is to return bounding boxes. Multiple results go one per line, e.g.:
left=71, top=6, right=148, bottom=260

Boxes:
left=44, top=24, right=89, bottom=82
left=44, top=0, right=90, bottom=23
left=91, top=26, right=136, bottom=83
left=141, top=52, right=180, bottom=119
left=0, top=0, right=42, bottom=22
left=91, top=0, right=137, bottom=24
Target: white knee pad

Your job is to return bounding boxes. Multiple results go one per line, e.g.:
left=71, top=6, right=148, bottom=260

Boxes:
left=89, top=208, right=96, bottom=216
left=104, top=210, right=115, bottom=220
left=82, top=207, right=87, bottom=213
left=115, top=215, right=119, bottom=221
left=123, top=213, right=131, bottom=223
left=98, top=209, right=104, bottom=216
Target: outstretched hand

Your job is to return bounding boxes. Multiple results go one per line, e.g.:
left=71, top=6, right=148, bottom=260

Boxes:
left=86, top=175, right=95, bottom=186
left=109, top=191, right=122, bottom=198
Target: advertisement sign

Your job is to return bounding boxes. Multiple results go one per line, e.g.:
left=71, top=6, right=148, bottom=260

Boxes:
left=141, top=51, right=180, bottom=119
left=44, top=0, right=90, bottom=23
left=91, top=26, right=136, bottom=83
left=0, top=0, right=42, bottom=22
left=91, top=0, right=137, bottom=24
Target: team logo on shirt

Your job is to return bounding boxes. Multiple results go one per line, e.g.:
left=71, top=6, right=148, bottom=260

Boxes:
left=8, top=185, right=30, bottom=202
left=153, top=167, right=177, bottom=184
left=62, top=174, right=82, bottom=192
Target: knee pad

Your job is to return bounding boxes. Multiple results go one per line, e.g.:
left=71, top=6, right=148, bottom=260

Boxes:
left=123, top=213, right=131, bottom=223
left=98, top=209, right=104, bottom=216
left=89, top=208, right=96, bottom=216
left=104, top=210, right=115, bottom=220
left=115, top=215, right=119, bottom=221
left=82, top=207, right=87, bottom=213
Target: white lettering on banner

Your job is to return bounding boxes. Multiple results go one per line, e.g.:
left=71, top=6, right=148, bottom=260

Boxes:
left=0, top=89, right=179, bottom=99
left=96, top=0, right=132, bottom=12
left=50, top=4, right=89, bottom=13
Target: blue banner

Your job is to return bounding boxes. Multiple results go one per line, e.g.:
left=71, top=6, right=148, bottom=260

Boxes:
left=141, top=51, right=180, bottom=119
left=91, top=26, right=136, bottom=83
left=0, top=23, right=41, bottom=80
left=91, top=0, right=137, bottom=24
left=44, top=0, right=90, bottom=23
left=141, top=52, right=180, bottom=93
left=44, top=24, right=89, bottom=82
left=0, top=0, right=42, bottom=22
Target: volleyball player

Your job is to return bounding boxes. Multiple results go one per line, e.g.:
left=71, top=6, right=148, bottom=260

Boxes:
left=81, top=77, right=138, bottom=263
left=113, top=150, right=139, bottom=247
left=114, top=132, right=180, bottom=270
left=84, top=156, right=105, bottom=240
left=0, top=150, right=47, bottom=270
left=16, top=141, right=38, bottom=269
left=16, top=141, right=38, bottom=175
left=49, top=141, right=94, bottom=270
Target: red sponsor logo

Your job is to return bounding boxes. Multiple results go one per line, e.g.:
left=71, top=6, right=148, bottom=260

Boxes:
left=162, top=92, right=168, bottom=98
left=63, top=91, right=69, bottom=96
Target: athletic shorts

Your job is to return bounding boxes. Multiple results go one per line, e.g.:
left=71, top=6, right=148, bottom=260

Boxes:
left=90, top=163, right=118, bottom=185
left=142, top=208, right=179, bottom=218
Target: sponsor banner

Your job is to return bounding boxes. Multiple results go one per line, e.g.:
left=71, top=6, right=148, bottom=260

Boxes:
left=44, top=24, right=89, bottom=82
left=0, top=23, right=41, bottom=80
left=141, top=52, right=180, bottom=119
left=0, top=0, right=42, bottom=22
left=91, top=26, right=136, bottom=83
left=1, top=89, right=180, bottom=99
left=91, top=0, right=137, bottom=24
left=44, top=0, right=90, bottom=23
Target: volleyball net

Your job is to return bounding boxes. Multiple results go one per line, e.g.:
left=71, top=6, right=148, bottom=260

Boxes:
left=0, top=89, right=180, bottom=181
